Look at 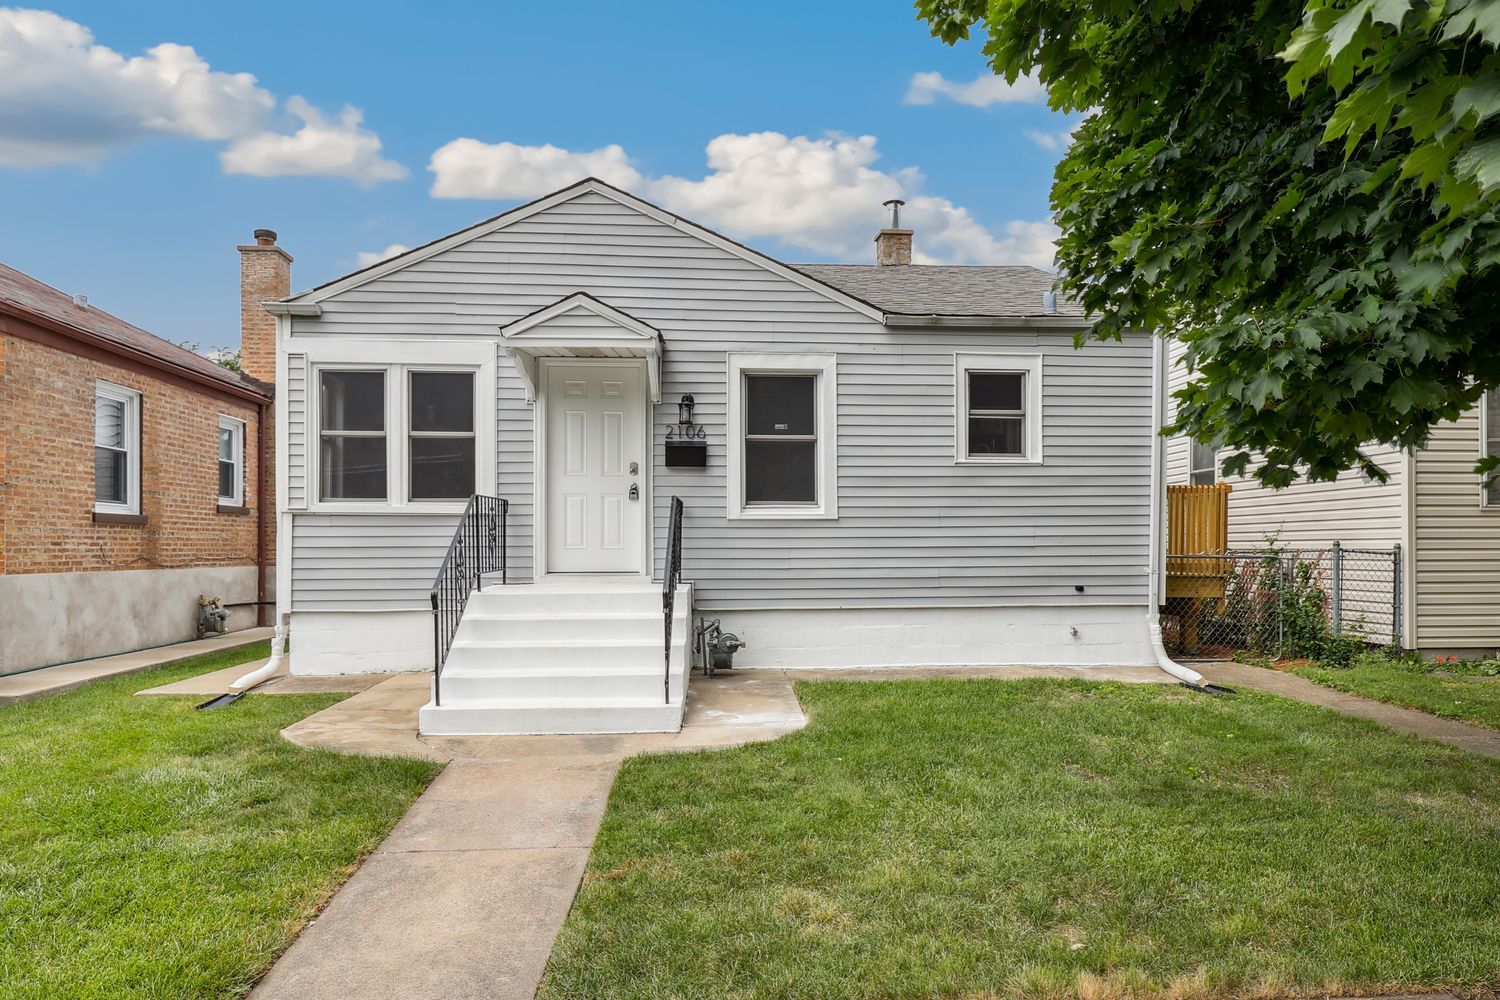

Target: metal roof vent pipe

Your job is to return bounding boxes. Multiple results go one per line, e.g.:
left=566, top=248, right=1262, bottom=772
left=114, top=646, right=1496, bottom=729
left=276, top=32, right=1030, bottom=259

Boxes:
left=875, top=199, right=912, bottom=266
left=1042, top=291, right=1058, bottom=314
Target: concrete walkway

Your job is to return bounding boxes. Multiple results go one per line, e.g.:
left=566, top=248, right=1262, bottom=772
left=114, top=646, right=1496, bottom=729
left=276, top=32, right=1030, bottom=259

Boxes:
left=135, top=660, right=389, bottom=697
left=250, top=670, right=807, bottom=1000
left=0, top=626, right=274, bottom=705
left=1197, top=661, right=1500, bottom=760
left=252, top=665, right=1166, bottom=999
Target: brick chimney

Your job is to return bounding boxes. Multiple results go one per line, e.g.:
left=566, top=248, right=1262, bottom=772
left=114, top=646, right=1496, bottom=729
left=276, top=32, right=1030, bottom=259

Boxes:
left=875, top=199, right=912, bottom=266
left=238, top=228, right=291, bottom=384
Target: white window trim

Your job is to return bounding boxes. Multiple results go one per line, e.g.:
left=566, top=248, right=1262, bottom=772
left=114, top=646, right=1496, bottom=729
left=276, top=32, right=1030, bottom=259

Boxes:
left=94, top=380, right=141, bottom=515
left=217, top=415, right=246, bottom=506
left=726, top=352, right=838, bottom=520
left=954, top=353, right=1043, bottom=465
left=304, top=340, right=495, bottom=514
left=1483, top=390, right=1499, bottom=510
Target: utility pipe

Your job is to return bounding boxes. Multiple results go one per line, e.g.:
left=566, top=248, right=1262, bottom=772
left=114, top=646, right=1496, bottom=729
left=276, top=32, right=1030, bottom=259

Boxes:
left=1148, top=334, right=1209, bottom=688
left=229, top=619, right=288, bottom=693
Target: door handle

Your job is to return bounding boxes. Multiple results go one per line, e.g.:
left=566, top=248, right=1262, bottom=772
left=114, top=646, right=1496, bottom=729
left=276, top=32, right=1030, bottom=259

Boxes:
left=629, top=483, right=640, bottom=501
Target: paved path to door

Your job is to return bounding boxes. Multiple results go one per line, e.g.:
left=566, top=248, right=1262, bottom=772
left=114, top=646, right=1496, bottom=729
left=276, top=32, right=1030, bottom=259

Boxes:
left=249, top=664, right=1168, bottom=999
left=1198, top=661, right=1500, bottom=760
left=250, top=670, right=809, bottom=1000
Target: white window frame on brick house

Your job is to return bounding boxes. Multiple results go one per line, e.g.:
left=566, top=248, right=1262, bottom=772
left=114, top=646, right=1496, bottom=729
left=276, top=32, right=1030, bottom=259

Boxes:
left=94, top=380, right=141, bottom=516
left=726, top=352, right=838, bottom=520
left=1483, top=390, right=1500, bottom=509
left=217, top=415, right=246, bottom=507
left=954, top=353, right=1043, bottom=465
left=306, top=340, right=495, bottom=514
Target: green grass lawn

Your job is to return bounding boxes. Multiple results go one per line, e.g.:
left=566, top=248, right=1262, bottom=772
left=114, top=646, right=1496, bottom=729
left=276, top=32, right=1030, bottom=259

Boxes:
left=0, top=642, right=442, bottom=999
left=541, top=678, right=1500, bottom=1000
left=1293, top=655, right=1500, bottom=731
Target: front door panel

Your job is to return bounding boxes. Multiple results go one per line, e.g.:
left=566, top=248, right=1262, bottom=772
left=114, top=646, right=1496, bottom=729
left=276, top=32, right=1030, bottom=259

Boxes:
left=545, top=362, right=644, bottom=573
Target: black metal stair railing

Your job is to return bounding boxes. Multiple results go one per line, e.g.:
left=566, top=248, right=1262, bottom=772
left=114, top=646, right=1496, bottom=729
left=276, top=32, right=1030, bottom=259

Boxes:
left=430, top=494, right=507, bottom=707
left=662, top=495, right=685, bottom=704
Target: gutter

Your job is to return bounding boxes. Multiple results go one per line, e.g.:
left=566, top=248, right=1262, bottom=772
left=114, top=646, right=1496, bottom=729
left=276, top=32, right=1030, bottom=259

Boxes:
left=882, top=313, right=1094, bottom=330
left=1148, top=334, right=1210, bottom=689
left=0, top=305, right=271, bottom=405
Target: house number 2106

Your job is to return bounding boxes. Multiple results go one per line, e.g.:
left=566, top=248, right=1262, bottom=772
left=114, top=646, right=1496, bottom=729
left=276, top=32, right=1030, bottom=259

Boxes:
left=665, top=425, right=707, bottom=440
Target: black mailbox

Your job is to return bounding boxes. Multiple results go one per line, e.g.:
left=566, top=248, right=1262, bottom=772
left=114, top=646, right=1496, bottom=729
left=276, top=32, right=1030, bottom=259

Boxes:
left=665, top=440, right=708, bottom=467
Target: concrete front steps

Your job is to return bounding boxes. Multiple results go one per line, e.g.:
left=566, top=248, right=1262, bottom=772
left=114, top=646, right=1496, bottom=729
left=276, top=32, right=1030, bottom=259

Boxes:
left=418, top=578, right=691, bottom=736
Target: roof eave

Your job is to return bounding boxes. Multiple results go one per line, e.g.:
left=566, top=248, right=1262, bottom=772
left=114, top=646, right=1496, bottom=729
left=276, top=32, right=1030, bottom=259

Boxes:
left=0, top=301, right=273, bottom=402
left=882, top=313, right=1093, bottom=329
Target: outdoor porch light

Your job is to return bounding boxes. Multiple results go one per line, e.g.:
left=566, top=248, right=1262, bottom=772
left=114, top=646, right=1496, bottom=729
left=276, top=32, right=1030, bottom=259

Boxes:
left=678, top=393, right=695, bottom=426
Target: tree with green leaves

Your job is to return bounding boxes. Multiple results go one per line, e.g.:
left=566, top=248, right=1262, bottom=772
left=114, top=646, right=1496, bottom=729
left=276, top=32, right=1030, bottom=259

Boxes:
left=917, top=0, right=1500, bottom=486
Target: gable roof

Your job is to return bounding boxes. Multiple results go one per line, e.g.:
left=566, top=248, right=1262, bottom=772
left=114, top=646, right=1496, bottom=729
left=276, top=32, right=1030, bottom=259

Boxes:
left=797, top=264, right=1084, bottom=320
left=0, top=262, right=271, bottom=398
left=285, top=177, right=886, bottom=322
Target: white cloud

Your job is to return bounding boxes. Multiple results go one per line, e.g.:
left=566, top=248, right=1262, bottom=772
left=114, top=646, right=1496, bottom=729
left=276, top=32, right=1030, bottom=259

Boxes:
left=222, top=97, right=407, bottom=186
left=427, top=129, right=1055, bottom=267
left=903, top=70, right=1047, bottom=108
left=356, top=243, right=411, bottom=268
left=1026, top=128, right=1077, bottom=152
left=0, top=7, right=404, bottom=183
left=428, top=139, right=641, bottom=199
left=0, top=7, right=273, bottom=166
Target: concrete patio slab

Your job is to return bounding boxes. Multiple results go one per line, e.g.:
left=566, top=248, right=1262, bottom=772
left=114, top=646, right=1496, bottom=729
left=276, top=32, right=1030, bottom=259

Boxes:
left=134, top=660, right=392, bottom=696
left=1197, top=661, right=1500, bottom=760
left=0, top=627, right=274, bottom=705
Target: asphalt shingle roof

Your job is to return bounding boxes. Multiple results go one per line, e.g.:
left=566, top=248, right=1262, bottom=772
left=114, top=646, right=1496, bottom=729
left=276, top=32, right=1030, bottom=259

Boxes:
left=796, top=264, right=1085, bottom=319
left=0, top=262, right=270, bottom=395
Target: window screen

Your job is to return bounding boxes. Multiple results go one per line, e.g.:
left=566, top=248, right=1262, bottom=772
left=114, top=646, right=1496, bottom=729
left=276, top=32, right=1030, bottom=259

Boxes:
left=409, top=371, right=475, bottom=501
left=95, top=393, right=128, bottom=505
left=1190, top=438, right=1217, bottom=485
left=320, top=370, right=387, bottom=500
left=966, top=370, right=1025, bottom=457
left=744, top=374, right=817, bottom=504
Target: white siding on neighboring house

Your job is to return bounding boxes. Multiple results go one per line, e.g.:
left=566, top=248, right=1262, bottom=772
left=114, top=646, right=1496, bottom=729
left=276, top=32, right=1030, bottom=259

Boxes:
left=283, top=190, right=1154, bottom=615
left=1412, top=403, right=1500, bottom=653
left=1163, top=338, right=1194, bottom=485
left=1162, top=340, right=1404, bottom=550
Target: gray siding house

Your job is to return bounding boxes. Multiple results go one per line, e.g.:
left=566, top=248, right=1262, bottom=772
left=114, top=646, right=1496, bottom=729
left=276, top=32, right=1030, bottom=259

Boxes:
left=267, top=179, right=1167, bottom=734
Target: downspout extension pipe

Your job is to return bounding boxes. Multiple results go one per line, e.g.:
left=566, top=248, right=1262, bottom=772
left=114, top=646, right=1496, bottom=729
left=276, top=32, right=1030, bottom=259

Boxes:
left=229, top=619, right=289, bottom=694
left=1147, top=334, right=1224, bottom=694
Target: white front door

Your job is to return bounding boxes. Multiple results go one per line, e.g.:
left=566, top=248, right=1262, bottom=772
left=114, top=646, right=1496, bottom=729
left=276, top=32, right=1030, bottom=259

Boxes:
left=544, top=361, right=646, bottom=573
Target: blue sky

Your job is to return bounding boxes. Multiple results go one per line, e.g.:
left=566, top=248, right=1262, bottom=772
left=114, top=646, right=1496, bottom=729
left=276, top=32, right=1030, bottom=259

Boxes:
left=0, top=2, right=1075, bottom=349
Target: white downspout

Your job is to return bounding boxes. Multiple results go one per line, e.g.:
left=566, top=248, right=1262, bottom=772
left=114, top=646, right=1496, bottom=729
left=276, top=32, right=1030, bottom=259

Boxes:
left=1149, top=334, right=1208, bottom=688
left=229, top=618, right=289, bottom=693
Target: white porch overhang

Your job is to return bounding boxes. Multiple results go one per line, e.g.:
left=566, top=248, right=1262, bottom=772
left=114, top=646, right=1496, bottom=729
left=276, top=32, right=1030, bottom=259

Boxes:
left=500, top=292, right=663, bottom=404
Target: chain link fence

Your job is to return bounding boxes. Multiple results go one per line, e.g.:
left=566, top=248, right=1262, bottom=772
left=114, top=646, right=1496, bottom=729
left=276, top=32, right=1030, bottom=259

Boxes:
left=1163, top=544, right=1401, bottom=660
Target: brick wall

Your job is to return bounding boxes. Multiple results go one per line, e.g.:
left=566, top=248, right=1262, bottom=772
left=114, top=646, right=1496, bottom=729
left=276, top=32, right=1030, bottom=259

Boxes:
left=0, top=332, right=264, bottom=578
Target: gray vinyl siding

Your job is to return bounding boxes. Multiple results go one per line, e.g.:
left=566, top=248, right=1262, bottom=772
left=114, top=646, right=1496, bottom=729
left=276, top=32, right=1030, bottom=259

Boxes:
left=1412, top=405, right=1500, bottom=650
left=286, top=191, right=1153, bottom=611
left=286, top=353, right=307, bottom=509
left=291, top=513, right=457, bottom=609
left=1163, top=340, right=1404, bottom=549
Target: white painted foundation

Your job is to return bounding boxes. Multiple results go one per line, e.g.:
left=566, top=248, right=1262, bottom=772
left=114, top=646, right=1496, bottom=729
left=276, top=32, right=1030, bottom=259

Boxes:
left=695, top=604, right=1155, bottom=669
left=289, top=610, right=432, bottom=675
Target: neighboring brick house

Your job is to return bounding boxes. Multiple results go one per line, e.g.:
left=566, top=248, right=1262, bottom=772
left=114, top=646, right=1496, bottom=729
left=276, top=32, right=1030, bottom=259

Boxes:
left=0, top=231, right=290, bottom=674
